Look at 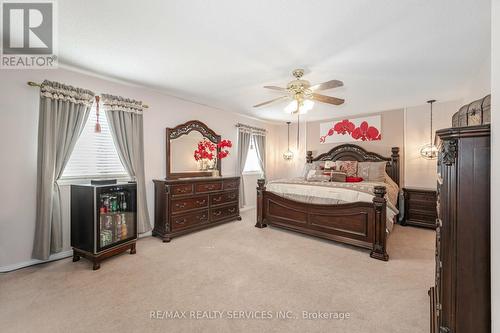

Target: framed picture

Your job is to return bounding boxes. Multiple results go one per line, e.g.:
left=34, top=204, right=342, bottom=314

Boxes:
left=320, top=115, right=382, bottom=144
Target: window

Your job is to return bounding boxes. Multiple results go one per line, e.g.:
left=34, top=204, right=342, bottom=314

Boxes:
left=243, top=137, right=263, bottom=173
left=62, top=107, right=128, bottom=178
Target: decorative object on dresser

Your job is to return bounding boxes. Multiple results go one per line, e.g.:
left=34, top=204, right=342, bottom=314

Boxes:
left=256, top=144, right=400, bottom=261
left=155, top=120, right=241, bottom=242
left=451, top=94, right=491, bottom=127
left=153, top=176, right=241, bottom=242
left=401, top=187, right=437, bottom=229
left=71, top=183, right=137, bottom=270
left=429, top=124, right=490, bottom=333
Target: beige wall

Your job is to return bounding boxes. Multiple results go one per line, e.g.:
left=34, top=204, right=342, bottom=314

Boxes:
left=404, top=99, right=463, bottom=189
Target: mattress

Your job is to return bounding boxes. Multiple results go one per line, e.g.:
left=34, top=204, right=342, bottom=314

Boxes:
left=266, top=178, right=399, bottom=232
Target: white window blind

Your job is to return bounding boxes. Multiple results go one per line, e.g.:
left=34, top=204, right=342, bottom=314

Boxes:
left=62, top=107, right=128, bottom=178
left=243, top=137, right=263, bottom=173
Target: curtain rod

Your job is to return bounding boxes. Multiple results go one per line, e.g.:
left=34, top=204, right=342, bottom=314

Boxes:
left=27, top=81, right=150, bottom=109
left=235, top=123, right=266, bottom=132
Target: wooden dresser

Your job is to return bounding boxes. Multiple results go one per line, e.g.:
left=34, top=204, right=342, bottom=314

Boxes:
left=153, top=176, right=241, bottom=242
left=402, top=187, right=437, bottom=229
left=430, top=125, right=490, bottom=333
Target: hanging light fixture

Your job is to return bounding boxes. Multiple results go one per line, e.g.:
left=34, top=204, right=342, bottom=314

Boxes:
left=420, top=99, right=438, bottom=160
left=284, top=99, right=314, bottom=114
left=283, top=121, right=294, bottom=160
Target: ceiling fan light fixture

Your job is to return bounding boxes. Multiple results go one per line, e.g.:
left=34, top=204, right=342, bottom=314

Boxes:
left=283, top=99, right=314, bottom=114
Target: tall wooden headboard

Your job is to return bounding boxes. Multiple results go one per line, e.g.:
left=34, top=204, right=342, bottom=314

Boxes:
left=306, top=144, right=400, bottom=187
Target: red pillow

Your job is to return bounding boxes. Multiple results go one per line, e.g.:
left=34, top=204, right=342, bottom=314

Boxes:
left=346, top=177, right=364, bottom=182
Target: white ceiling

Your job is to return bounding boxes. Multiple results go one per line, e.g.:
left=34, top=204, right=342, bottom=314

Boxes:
left=58, top=0, right=491, bottom=122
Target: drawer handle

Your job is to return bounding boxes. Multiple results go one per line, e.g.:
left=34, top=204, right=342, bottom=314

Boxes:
left=228, top=208, right=236, bottom=213
left=213, top=197, right=222, bottom=202
left=228, top=194, right=236, bottom=199
left=176, top=218, right=187, bottom=225
left=196, top=199, right=206, bottom=205
left=177, top=188, right=189, bottom=193
left=197, top=214, right=207, bottom=220
left=206, top=185, right=216, bottom=190
left=175, top=203, right=187, bottom=209
left=214, top=211, right=222, bottom=216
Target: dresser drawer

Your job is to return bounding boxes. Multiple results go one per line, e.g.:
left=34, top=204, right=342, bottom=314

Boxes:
left=210, top=191, right=238, bottom=206
left=223, top=179, right=239, bottom=190
left=171, top=210, right=209, bottom=231
left=171, top=184, right=193, bottom=196
left=171, top=195, right=208, bottom=213
left=195, top=182, right=223, bottom=193
left=408, top=191, right=436, bottom=202
left=210, top=204, right=238, bottom=221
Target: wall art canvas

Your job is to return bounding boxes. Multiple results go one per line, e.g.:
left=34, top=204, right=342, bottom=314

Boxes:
left=319, top=115, right=382, bottom=144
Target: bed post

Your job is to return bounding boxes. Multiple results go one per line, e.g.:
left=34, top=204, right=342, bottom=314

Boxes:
left=255, top=178, right=267, bottom=228
left=306, top=150, right=313, bottom=163
left=370, top=186, right=389, bottom=261
left=391, top=147, right=400, bottom=187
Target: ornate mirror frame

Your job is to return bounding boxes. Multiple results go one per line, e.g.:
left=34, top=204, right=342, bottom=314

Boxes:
left=166, top=120, right=221, bottom=179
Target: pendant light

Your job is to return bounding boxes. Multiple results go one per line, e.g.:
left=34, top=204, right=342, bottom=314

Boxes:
left=420, top=99, right=438, bottom=160
left=283, top=121, right=294, bottom=160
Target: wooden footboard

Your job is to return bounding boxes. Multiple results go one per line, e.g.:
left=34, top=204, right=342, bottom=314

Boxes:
left=255, top=179, right=389, bottom=261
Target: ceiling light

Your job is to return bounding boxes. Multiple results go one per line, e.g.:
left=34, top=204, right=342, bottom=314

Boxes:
left=284, top=99, right=314, bottom=114
left=283, top=121, right=294, bottom=160
left=420, top=99, right=438, bottom=160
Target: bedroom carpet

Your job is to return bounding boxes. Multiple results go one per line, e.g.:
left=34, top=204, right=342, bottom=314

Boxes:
left=0, top=208, right=435, bottom=333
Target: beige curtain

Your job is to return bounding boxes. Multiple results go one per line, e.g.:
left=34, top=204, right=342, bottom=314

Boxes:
left=237, top=129, right=251, bottom=208
left=102, top=94, right=151, bottom=233
left=33, top=80, right=94, bottom=260
left=252, top=133, right=266, bottom=178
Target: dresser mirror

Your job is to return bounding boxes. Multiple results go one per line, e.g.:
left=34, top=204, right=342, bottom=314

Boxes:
left=166, top=120, right=221, bottom=179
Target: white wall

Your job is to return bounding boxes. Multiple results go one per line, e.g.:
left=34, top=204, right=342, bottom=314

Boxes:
left=404, top=99, right=463, bottom=189
left=0, top=67, right=278, bottom=270
left=491, top=1, right=499, bottom=332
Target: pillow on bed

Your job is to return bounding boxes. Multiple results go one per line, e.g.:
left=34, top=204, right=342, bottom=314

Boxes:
left=346, top=176, right=364, bottom=182
left=306, top=169, right=330, bottom=182
left=330, top=170, right=347, bottom=182
left=335, top=160, right=358, bottom=177
left=357, top=161, right=386, bottom=182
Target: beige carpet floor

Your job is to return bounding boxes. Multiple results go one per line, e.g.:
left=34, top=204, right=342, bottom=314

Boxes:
left=0, top=209, right=435, bottom=333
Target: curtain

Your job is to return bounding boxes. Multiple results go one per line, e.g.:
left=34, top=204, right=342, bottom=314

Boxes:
left=253, top=133, right=266, bottom=178
left=32, top=80, right=94, bottom=260
left=237, top=129, right=251, bottom=208
left=102, top=94, right=151, bottom=234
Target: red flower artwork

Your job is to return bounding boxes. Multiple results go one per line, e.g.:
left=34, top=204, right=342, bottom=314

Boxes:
left=351, top=121, right=381, bottom=141
left=333, top=119, right=355, bottom=135
left=320, top=118, right=381, bottom=143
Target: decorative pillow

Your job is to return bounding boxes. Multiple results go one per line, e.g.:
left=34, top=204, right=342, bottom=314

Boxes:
left=331, top=170, right=347, bottom=182
left=307, top=169, right=329, bottom=182
left=357, top=161, right=386, bottom=182
left=335, top=160, right=358, bottom=177
left=346, top=176, right=364, bottom=182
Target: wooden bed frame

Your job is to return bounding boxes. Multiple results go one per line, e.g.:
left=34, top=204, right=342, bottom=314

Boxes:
left=255, top=144, right=400, bottom=261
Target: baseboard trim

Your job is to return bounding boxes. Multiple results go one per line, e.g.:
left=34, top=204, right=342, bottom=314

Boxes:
left=0, top=250, right=73, bottom=273
left=240, top=206, right=256, bottom=212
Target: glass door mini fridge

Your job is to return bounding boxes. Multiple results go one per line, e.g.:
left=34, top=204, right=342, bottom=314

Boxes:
left=71, top=182, right=137, bottom=270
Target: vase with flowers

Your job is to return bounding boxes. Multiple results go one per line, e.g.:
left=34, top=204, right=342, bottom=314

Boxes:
left=193, top=138, right=232, bottom=176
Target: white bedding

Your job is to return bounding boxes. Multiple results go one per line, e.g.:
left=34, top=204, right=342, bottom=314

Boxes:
left=266, top=178, right=399, bottom=233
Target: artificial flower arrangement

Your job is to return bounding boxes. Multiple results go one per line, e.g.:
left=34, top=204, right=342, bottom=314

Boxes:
left=193, top=138, right=232, bottom=171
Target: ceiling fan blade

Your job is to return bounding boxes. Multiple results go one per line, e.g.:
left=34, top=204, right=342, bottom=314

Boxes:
left=312, top=93, right=345, bottom=105
left=253, top=95, right=288, bottom=108
left=263, top=86, right=287, bottom=92
left=309, top=80, right=343, bottom=91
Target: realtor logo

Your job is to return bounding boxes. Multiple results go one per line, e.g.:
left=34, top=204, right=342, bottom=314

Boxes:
left=1, top=1, right=57, bottom=68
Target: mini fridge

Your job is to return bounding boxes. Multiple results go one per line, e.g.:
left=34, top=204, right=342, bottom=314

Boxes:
left=71, top=182, right=137, bottom=270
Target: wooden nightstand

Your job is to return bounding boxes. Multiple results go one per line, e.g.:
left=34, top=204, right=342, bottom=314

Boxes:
left=402, top=187, right=437, bottom=229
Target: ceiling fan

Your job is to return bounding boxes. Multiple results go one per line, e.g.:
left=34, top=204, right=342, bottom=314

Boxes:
left=253, top=69, right=344, bottom=114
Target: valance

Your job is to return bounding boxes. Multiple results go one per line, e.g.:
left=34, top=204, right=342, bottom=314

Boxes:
left=236, top=123, right=266, bottom=136
left=40, top=80, right=95, bottom=106
left=101, top=93, right=144, bottom=114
